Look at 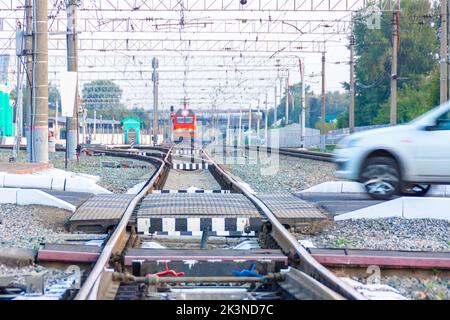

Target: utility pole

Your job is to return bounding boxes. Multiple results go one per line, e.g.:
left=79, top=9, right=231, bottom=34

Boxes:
left=13, top=58, right=23, bottom=162
left=55, top=98, right=59, bottom=140
left=265, top=93, right=269, bottom=147
left=279, top=78, right=283, bottom=124
left=448, top=0, right=450, bottom=99
left=441, top=0, right=448, bottom=104
left=93, top=109, right=97, bottom=141
left=25, top=0, right=32, bottom=162
left=31, top=0, right=49, bottom=163
left=152, top=57, right=159, bottom=145
left=391, top=1, right=400, bottom=125
left=285, top=77, right=289, bottom=126
left=273, top=85, right=277, bottom=125
left=238, top=106, right=242, bottom=147
left=349, top=34, right=356, bottom=133
left=248, top=105, right=252, bottom=147
left=299, top=60, right=306, bottom=148
left=257, top=99, right=261, bottom=144
left=13, top=23, right=25, bottom=161
left=66, top=0, right=79, bottom=159
left=320, top=52, right=326, bottom=151
left=226, top=110, right=230, bottom=145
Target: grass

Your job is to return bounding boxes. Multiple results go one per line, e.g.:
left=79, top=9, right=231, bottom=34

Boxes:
left=331, top=238, right=351, bottom=248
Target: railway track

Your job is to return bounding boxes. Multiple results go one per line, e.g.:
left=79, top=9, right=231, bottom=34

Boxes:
left=71, top=143, right=363, bottom=300
left=1, top=144, right=448, bottom=300
left=217, top=145, right=334, bottom=163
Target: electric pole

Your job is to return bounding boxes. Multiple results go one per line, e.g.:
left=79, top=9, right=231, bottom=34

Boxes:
left=285, top=77, right=289, bottom=126
left=391, top=2, right=400, bottom=125
left=257, top=99, right=261, bottom=144
left=349, top=34, right=356, bottom=133
left=152, top=57, right=159, bottom=145
left=13, top=22, right=25, bottom=162
left=248, top=105, right=252, bottom=147
left=273, top=85, right=277, bottom=124
left=321, top=52, right=326, bottom=151
left=93, top=109, right=97, bottom=141
left=448, top=0, right=450, bottom=99
left=238, top=106, right=242, bottom=147
left=265, top=93, right=268, bottom=147
left=25, top=0, right=32, bottom=162
left=226, top=109, right=230, bottom=145
left=300, top=60, right=306, bottom=148
left=441, top=0, right=448, bottom=104
left=66, top=0, right=79, bottom=160
left=31, top=0, right=49, bottom=163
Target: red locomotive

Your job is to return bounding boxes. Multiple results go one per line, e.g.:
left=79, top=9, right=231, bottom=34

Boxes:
left=173, top=108, right=196, bottom=140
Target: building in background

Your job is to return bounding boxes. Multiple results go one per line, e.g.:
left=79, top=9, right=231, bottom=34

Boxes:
left=0, top=82, right=13, bottom=137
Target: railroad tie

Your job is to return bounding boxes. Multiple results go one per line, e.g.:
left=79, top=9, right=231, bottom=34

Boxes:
left=137, top=217, right=260, bottom=237
left=172, top=163, right=209, bottom=171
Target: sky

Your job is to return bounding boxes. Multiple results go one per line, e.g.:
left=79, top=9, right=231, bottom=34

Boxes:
left=0, top=0, right=378, bottom=111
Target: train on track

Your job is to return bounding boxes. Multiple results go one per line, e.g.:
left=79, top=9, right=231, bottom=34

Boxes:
left=173, top=109, right=197, bottom=141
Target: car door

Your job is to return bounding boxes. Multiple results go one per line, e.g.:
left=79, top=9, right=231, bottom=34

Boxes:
left=412, top=109, right=450, bottom=182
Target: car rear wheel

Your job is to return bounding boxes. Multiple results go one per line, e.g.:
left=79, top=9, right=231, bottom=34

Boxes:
left=401, top=184, right=431, bottom=197
left=360, top=157, right=401, bottom=200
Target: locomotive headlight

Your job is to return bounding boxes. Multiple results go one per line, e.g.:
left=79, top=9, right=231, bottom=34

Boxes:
left=182, top=110, right=189, bottom=116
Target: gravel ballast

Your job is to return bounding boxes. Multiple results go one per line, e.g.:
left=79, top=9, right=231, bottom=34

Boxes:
left=0, top=150, right=156, bottom=194
left=212, top=150, right=337, bottom=193
left=383, top=276, right=449, bottom=300
left=0, top=204, right=104, bottom=250
left=0, top=264, right=78, bottom=289
left=344, top=275, right=448, bottom=300
left=297, top=218, right=449, bottom=252
left=49, top=153, right=155, bottom=193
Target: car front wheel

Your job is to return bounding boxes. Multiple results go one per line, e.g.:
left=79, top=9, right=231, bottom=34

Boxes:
left=360, top=157, right=401, bottom=200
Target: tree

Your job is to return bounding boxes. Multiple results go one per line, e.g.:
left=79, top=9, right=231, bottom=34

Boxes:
left=352, top=0, right=438, bottom=126
left=82, top=80, right=123, bottom=115
left=266, top=82, right=349, bottom=129
left=48, top=83, right=61, bottom=114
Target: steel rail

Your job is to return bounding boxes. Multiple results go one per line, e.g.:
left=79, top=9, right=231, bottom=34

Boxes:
left=75, top=147, right=172, bottom=300
left=76, top=145, right=361, bottom=300
left=202, top=149, right=365, bottom=300
left=242, top=146, right=333, bottom=162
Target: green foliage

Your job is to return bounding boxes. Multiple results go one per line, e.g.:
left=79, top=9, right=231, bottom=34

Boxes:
left=353, top=0, right=439, bottom=126
left=48, top=83, right=61, bottom=114
left=331, top=238, right=351, bottom=248
left=266, top=83, right=349, bottom=129
left=82, top=80, right=123, bottom=113
left=375, top=74, right=438, bottom=124
left=93, top=107, right=149, bottom=126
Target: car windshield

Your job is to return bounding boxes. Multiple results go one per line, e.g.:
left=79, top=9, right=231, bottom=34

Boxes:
left=409, top=103, right=450, bottom=126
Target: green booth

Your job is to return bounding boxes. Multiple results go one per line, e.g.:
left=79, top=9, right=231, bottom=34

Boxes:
left=0, top=83, right=13, bottom=137
left=121, top=117, right=143, bottom=145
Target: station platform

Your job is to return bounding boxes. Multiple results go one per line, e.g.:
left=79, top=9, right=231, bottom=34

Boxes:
left=0, top=162, right=54, bottom=174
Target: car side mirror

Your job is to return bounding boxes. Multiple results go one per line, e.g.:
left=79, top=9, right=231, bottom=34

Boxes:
left=424, top=125, right=439, bottom=131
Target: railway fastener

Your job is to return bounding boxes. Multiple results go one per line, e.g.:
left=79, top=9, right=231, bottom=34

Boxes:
left=112, top=272, right=284, bottom=286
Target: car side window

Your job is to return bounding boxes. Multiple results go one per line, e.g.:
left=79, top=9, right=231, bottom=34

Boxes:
left=436, top=111, right=450, bottom=130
